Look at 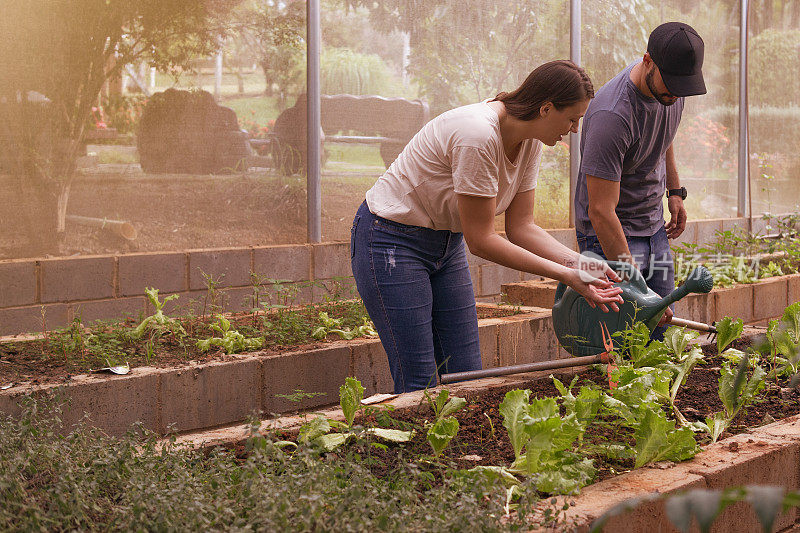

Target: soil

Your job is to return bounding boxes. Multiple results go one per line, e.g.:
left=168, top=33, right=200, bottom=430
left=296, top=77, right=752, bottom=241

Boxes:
left=0, top=303, right=519, bottom=387
left=234, top=336, right=800, bottom=489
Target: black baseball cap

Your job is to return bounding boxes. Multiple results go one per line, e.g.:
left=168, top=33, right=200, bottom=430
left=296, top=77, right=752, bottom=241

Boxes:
left=647, top=22, right=706, bottom=97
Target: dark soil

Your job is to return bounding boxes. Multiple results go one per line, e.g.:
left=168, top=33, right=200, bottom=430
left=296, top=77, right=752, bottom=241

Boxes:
left=0, top=303, right=518, bottom=387
left=238, top=335, right=800, bottom=488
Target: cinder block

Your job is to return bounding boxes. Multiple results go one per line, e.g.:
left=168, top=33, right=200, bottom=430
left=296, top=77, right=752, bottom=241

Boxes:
left=480, top=264, right=522, bottom=297
left=687, top=434, right=800, bottom=532
left=562, top=465, right=707, bottom=533
left=713, top=285, right=754, bottom=324
left=58, top=371, right=160, bottom=436
left=189, top=248, right=252, bottom=290
left=312, top=242, right=351, bottom=280
left=118, top=252, right=186, bottom=296
left=695, top=218, right=724, bottom=247
left=751, top=413, right=800, bottom=442
left=497, top=314, right=561, bottom=366
left=40, top=256, right=114, bottom=302
left=263, top=345, right=350, bottom=414
left=501, top=279, right=559, bottom=308
left=465, top=250, right=486, bottom=270
left=673, top=292, right=715, bottom=324
left=722, top=217, right=747, bottom=234
left=0, top=304, right=70, bottom=335
left=789, top=274, right=800, bottom=306
left=478, top=320, right=499, bottom=368
left=752, top=276, right=789, bottom=321
left=253, top=244, right=311, bottom=282
left=313, top=277, right=358, bottom=302
left=547, top=228, right=578, bottom=250
left=160, top=357, right=262, bottom=433
left=220, top=286, right=257, bottom=313
left=469, top=264, right=481, bottom=298
left=751, top=215, right=772, bottom=236
left=350, top=338, right=393, bottom=396
left=71, top=297, right=146, bottom=325
left=0, top=260, right=36, bottom=307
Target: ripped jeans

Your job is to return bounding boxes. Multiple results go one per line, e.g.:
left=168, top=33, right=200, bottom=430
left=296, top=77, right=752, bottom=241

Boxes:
left=350, top=201, right=482, bottom=393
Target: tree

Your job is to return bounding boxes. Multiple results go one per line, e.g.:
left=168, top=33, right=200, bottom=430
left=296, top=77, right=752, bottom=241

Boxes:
left=0, top=0, right=235, bottom=255
left=231, top=0, right=306, bottom=108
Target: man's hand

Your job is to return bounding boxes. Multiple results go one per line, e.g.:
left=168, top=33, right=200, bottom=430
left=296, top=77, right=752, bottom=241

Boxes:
left=657, top=306, right=674, bottom=327
left=665, top=196, right=687, bottom=239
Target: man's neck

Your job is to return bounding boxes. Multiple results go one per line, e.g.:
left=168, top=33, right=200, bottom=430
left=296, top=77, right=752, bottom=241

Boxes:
left=629, top=61, right=654, bottom=99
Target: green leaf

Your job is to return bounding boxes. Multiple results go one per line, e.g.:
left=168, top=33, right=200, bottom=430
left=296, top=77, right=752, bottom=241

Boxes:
left=716, top=317, right=744, bottom=353
left=633, top=410, right=698, bottom=468
left=670, top=346, right=705, bottom=404
left=663, top=326, right=698, bottom=358
left=439, top=395, right=467, bottom=419
left=499, top=389, right=531, bottom=460
left=535, top=456, right=596, bottom=495
left=339, top=377, right=365, bottom=427
left=314, top=432, right=352, bottom=452
left=299, top=415, right=330, bottom=444
left=366, top=427, right=414, bottom=442
left=427, top=416, right=459, bottom=457
left=781, top=302, right=800, bottom=344
left=464, top=465, right=521, bottom=488
left=704, top=412, right=729, bottom=443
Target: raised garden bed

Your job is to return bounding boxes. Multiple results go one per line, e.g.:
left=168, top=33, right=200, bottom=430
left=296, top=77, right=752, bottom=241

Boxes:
left=178, top=318, right=800, bottom=532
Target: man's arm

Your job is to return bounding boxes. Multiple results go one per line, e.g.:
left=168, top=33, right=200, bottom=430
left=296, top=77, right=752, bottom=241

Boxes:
left=586, top=175, right=634, bottom=265
left=664, top=144, right=687, bottom=239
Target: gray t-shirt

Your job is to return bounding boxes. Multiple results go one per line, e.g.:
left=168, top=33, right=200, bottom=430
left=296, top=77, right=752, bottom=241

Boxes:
left=574, top=63, right=684, bottom=237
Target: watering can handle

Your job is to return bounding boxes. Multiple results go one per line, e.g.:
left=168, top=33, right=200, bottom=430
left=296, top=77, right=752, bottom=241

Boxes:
left=605, top=260, right=645, bottom=285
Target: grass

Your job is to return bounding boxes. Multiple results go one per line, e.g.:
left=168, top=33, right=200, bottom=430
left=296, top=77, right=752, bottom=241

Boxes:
left=224, top=95, right=283, bottom=127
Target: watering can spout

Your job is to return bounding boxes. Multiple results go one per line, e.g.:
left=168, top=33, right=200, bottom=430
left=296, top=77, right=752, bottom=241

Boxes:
left=640, top=266, right=715, bottom=323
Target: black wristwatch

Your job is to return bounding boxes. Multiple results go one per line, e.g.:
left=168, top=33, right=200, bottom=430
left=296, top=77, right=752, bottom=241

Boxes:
left=667, top=187, right=687, bottom=200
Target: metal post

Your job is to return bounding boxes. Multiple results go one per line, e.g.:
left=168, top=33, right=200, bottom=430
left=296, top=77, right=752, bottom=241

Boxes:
left=214, top=50, right=223, bottom=101
left=307, top=0, right=322, bottom=242
left=568, top=0, right=581, bottom=228
left=737, top=0, right=750, bottom=218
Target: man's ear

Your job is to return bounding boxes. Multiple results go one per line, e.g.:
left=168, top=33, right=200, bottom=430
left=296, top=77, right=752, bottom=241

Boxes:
left=642, top=52, right=653, bottom=66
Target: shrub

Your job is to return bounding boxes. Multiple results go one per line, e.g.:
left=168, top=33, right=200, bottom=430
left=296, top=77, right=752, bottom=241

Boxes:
left=320, top=48, right=394, bottom=95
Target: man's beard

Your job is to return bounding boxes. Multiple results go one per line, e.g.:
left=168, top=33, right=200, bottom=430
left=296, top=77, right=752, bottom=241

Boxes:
left=645, top=68, right=677, bottom=106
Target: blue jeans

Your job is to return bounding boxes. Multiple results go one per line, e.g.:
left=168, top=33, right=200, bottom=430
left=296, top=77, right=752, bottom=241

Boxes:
left=351, top=201, right=482, bottom=393
left=576, top=226, right=675, bottom=340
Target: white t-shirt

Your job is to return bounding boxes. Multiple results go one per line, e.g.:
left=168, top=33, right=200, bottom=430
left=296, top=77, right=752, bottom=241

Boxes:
left=365, top=101, right=542, bottom=233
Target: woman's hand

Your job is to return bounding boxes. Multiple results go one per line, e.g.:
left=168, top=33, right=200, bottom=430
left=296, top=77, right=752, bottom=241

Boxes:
left=564, top=269, right=623, bottom=313
left=574, top=255, right=622, bottom=283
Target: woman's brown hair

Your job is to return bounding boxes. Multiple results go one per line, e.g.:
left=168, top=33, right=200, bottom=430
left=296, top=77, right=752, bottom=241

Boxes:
left=493, top=60, right=594, bottom=121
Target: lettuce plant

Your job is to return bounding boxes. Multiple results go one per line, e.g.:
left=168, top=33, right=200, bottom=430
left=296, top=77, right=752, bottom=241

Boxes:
left=301, top=377, right=414, bottom=452
left=311, top=312, right=377, bottom=340
left=716, top=316, right=744, bottom=354
left=196, top=315, right=264, bottom=354
left=424, top=389, right=466, bottom=457
left=696, top=356, right=767, bottom=443
left=133, top=288, right=186, bottom=339
left=499, top=390, right=595, bottom=494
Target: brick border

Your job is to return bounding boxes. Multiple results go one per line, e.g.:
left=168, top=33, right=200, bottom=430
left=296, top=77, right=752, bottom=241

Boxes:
left=0, top=216, right=780, bottom=336
left=0, top=307, right=558, bottom=436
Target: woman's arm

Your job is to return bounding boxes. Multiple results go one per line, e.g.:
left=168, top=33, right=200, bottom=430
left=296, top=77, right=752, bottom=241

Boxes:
left=457, top=193, right=622, bottom=311
left=504, top=189, right=622, bottom=283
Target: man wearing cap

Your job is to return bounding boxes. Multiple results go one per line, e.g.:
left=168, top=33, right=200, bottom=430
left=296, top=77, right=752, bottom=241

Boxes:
left=574, top=21, right=706, bottom=339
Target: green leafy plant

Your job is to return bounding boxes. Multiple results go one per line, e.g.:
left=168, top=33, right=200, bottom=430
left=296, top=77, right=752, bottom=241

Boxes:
left=196, top=315, right=264, bottom=355
left=697, top=356, right=767, bottom=443
left=716, top=316, right=744, bottom=353
left=311, top=312, right=377, bottom=340
left=499, top=389, right=595, bottom=495
left=133, top=288, right=186, bottom=340
left=299, top=377, right=414, bottom=452
left=632, top=409, right=698, bottom=468
left=424, top=389, right=466, bottom=457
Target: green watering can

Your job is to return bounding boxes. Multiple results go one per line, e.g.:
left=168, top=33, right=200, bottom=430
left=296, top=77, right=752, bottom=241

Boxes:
left=552, top=261, right=714, bottom=356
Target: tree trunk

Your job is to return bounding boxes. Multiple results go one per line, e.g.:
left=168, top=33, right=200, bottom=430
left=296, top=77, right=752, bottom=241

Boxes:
left=261, top=62, right=274, bottom=96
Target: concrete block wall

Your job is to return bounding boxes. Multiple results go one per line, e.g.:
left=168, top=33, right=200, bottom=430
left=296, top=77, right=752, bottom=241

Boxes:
left=0, top=216, right=781, bottom=336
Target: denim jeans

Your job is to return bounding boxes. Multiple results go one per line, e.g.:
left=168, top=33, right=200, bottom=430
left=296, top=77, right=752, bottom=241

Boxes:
left=351, top=201, right=482, bottom=393
left=576, top=225, right=675, bottom=340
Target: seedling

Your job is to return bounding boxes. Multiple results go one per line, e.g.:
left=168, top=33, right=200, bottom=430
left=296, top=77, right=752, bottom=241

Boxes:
left=196, top=315, right=264, bottom=355
left=424, top=389, right=466, bottom=457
